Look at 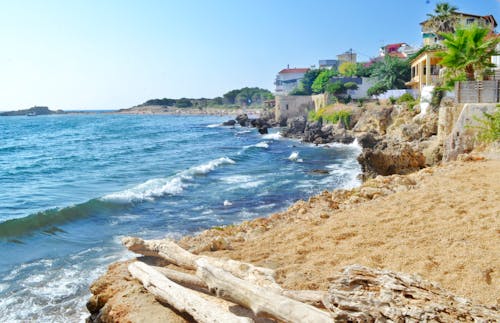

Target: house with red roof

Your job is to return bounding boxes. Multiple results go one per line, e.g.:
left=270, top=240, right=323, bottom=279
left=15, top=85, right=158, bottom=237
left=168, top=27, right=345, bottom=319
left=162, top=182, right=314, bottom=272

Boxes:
left=274, top=66, right=309, bottom=94
left=379, top=43, right=418, bottom=59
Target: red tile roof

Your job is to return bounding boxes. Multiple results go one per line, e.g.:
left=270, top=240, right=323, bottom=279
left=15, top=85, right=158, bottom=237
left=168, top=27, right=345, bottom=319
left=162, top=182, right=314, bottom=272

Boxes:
left=278, top=68, right=309, bottom=74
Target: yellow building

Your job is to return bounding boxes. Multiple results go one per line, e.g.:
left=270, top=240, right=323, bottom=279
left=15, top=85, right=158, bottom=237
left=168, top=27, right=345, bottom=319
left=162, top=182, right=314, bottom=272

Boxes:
left=406, top=50, right=441, bottom=92
left=421, top=12, right=497, bottom=46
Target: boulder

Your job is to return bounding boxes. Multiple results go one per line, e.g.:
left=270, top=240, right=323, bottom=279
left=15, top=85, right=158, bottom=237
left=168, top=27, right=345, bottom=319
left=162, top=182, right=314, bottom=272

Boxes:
left=357, top=138, right=426, bottom=179
left=281, top=116, right=307, bottom=138
left=356, top=132, right=380, bottom=149
left=352, top=106, right=393, bottom=135
left=235, top=114, right=249, bottom=127
left=222, top=120, right=236, bottom=126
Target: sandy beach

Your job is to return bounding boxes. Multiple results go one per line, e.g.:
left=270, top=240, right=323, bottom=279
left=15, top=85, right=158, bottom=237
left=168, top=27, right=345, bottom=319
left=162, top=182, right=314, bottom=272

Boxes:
left=88, top=154, right=499, bottom=321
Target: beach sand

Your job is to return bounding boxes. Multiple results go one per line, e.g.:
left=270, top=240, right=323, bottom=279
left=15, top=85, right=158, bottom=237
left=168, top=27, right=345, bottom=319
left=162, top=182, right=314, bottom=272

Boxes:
left=89, top=156, right=500, bottom=321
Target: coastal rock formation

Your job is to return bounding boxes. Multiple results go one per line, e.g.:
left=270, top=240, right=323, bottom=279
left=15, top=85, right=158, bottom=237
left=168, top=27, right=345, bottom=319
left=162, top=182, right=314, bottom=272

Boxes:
left=357, top=139, right=426, bottom=178
left=0, top=106, right=63, bottom=116
left=352, top=105, right=393, bottom=135
left=325, top=265, right=500, bottom=322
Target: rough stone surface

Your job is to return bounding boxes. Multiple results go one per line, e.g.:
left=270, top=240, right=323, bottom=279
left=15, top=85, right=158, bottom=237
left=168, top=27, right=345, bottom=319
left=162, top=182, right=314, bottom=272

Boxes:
left=325, top=265, right=500, bottom=322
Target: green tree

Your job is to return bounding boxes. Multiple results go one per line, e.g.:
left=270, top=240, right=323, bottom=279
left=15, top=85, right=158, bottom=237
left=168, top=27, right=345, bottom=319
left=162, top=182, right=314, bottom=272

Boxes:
left=325, top=81, right=345, bottom=96
left=367, top=83, right=389, bottom=97
left=175, top=98, right=193, bottom=108
left=371, top=55, right=411, bottom=89
left=426, top=2, right=459, bottom=34
left=437, top=23, right=500, bottom=86
left=311, top=69, right=337, bottom=93
left=293, top=69, right=321, bottom=95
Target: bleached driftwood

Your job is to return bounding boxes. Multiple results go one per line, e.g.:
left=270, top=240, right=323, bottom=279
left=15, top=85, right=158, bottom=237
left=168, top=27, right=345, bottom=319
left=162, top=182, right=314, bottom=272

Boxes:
left=123, top=236, right=327, bottom=305
left=324, top=264, right=500, bottom=322
left=122, top=236, right=280, bottom=290
left=196, top=258, right=332, bottom=323
left=151, top=263, right=325, bottom=307
left=128, top=261, right=252, bottom=323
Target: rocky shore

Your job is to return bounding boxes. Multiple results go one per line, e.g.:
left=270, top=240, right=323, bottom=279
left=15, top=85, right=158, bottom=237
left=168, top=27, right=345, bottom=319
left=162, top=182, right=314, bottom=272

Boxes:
left=86, top=101, right=500, bottom=322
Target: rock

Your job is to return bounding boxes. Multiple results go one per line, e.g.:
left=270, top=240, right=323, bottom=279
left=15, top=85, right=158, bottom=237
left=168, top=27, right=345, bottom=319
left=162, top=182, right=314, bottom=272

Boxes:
left=258, top=126, right=268, bottom=134
left=357, top=139, right=426, bottom=179
left=311, top=169, right=330, bottom=174
left=235, top=114, right=249, bottom=127
left=282, top=116, right=307, bottom=138
left=356, top=132, right=380, bottom=149
left=352, top=106, right=393, bottom=135
left=222, top=120, right=236, bottom=126
left=324, top=265, right=500, bottom=322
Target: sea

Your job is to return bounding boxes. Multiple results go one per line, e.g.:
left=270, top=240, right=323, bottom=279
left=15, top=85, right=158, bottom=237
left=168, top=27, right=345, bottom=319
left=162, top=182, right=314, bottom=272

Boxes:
left=0, top=113, right=361, bottom=322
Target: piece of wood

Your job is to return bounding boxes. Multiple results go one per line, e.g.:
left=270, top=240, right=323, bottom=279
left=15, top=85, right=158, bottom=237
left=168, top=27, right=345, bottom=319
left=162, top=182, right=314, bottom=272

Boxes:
left=123, top=236, right=196, bottom=269
left=122, top=236, right=281, bottom=290
left=128, top=261, right=252, bottom=323
left=150, top=262, right=326, bottom=307
left=324, top=264, right=500, bottom=322
left=196, top=258, right=332, bottom=323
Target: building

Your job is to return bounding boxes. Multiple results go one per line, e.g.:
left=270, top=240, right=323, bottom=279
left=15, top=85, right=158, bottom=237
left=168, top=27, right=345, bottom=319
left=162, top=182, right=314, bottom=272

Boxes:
left=379, top=43, right=418, bottom=59
left=274, top=95, right=314, bottom=121
left=318, top=59, right=339, bottom=70
left=421, top=12, right=497, bottom=46
left=274, top=67, right=309, bottom=94
left=337, top=50, right=357, bottom=64
left=406, top=50, right=441, bottom=92
left=408, top=11, right=497, bottom=92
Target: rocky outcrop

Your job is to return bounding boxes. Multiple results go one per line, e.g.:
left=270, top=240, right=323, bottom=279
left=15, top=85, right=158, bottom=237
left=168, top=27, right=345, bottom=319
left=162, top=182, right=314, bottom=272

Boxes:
left=352, top=106, right=393, bottom=135
left=325, top=265, right=499, bottom=322
left=357, top=139, right=426, bottom=179
left=0, top=106, right=63, bottom=116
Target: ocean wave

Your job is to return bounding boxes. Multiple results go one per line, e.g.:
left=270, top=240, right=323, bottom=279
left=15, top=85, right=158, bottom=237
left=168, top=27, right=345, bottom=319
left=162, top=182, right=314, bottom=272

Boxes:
left=206, top=123, right=221, bottom=128
left=288, top=151, right=303, bottom=162
left=0, top=199, right=119, bottom=239
left=261, top=132, right=282, bottom=140
left=102, top=157, right=235, bottom=203
left=243, top=141, right=269, bottom=150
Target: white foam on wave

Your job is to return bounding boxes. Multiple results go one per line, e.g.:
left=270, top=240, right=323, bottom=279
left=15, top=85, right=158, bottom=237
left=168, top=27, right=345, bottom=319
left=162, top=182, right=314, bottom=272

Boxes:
left=223, top=200, right=232, bottom=206
left=254, top=141, right=269, bottom=149
left=243, top=141, right=269, bottom=150
left=221, top=174, right=266, bottom=190
left=309, top=138, right=362, bottom=151
left=102, top=157, right=235, bottom=203
left=261, top=132, right=282, bottom=140
left=325, top=159, right=362, bottom=189
left=288, top=151, right=303, bottom=162
left=206, top=123, right=221, bottom=128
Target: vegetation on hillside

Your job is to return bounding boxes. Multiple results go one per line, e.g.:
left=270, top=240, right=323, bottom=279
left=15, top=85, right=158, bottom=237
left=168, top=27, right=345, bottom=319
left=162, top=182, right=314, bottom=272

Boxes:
left=308, top=108, right=351, bottom=128
left=367, top=56, right=411, bottom=96
left=139, top=87, right=273, bottom=108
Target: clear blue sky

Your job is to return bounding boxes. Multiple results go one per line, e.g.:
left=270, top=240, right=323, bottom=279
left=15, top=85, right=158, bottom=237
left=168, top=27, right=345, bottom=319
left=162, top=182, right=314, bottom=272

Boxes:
left=0, top=0, right=498, bottom=110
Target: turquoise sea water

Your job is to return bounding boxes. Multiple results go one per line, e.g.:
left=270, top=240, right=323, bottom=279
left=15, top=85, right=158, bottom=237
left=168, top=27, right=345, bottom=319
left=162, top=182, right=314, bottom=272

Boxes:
left=0, top=114, right=361, bottom=321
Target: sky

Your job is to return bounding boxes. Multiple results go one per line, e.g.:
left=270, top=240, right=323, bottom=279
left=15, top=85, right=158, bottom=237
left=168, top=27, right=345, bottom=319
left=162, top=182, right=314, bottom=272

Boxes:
left=0, top=0, right=499, bottom=110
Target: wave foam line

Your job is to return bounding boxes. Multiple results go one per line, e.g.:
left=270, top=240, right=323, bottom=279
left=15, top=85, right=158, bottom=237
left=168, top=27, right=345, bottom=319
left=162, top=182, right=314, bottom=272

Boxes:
left=102, top=157, right=235, bottom=203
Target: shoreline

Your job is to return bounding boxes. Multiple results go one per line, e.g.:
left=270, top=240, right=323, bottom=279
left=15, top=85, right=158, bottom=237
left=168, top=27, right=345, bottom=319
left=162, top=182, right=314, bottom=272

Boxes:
left=87, top=155, right=500, bottom=321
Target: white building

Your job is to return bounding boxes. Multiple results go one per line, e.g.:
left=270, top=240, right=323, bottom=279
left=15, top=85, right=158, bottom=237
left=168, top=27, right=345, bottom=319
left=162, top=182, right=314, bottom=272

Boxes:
left=274, top=67, right=309, bottom=94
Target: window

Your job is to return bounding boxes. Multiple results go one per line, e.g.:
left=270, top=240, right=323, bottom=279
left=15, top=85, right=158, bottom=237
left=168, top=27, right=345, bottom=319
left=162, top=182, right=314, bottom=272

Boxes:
left=466, top=18, right=475, bottom=24
left=286, top=104, right=289, bottom=110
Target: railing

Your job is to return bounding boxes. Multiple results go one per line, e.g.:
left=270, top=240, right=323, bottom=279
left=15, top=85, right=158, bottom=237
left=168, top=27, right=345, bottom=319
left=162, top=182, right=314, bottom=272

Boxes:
left=455, top=80, right=500, bottom=103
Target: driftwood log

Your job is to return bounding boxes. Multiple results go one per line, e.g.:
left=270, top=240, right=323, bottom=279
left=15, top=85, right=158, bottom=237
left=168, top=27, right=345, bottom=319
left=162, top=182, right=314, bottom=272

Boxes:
left=324, top=264, right=500, bottom=322
left=196, top=258, right=332, bottom=323
left=128, top=261, right=252, bottom=323
left=122, top=236, right=280, bottom=290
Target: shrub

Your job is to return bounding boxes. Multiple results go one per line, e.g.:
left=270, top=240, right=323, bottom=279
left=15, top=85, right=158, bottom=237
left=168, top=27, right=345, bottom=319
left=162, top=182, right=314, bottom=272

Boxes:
left=388, top=96, right=397, bottom=105
left=473, top=106, right=500, bottom=143
left=308, top=108, right=351, bottom=128
left=396, top=92, right=415, bottom=104
left=367, top=82, right=388, bottom=96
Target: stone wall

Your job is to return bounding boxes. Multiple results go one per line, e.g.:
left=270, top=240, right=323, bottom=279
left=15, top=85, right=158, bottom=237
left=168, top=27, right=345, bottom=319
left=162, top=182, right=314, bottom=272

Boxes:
left=440, top=103, right=497, bottom=160
left=275, top=95, right=314, bottom=121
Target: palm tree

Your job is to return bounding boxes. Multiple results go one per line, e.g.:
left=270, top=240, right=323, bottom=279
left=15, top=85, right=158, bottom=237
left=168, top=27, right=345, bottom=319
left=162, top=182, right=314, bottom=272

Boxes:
left=437, top=24, right=499, bottom=85
left=426, top=2, right=459, bottom=34
left=371, top=56, right=411, bottom=89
